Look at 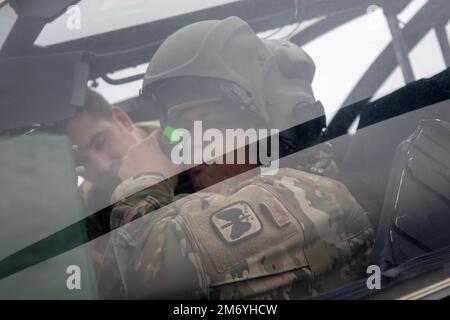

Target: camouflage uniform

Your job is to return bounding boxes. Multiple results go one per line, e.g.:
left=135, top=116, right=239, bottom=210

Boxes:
left=77, top=121, right=159, bottom=292
left=107, top=167, right=374, bottom=299
left=100, top=17, right=374, bottom=300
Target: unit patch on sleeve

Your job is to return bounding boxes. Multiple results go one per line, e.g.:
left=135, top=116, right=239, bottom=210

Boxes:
left=210, top=202, right=261, bottom=244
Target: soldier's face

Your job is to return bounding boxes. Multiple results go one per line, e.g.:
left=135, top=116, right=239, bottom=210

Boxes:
left=168, top=102, right=259, bottom=191
left=64, top=107, right=142, bottom=193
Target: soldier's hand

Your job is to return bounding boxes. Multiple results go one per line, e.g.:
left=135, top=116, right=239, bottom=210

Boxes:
left=119, top=130, right=181, bottom=181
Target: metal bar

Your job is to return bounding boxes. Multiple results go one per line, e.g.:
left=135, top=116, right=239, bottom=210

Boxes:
left=385, top=10, right=415, bottom=84
left=435, top=23, right=450, bottom=67
left=101, top=73, right=143, bottom=85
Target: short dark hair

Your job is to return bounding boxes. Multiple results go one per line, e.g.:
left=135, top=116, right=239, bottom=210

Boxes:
left=51, top=88, right=113, bottom=133
left=81, top=88, right=113, bottom=119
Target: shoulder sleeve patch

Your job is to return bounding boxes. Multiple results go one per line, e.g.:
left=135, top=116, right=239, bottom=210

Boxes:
left=211, top=202, right=261, bottom=244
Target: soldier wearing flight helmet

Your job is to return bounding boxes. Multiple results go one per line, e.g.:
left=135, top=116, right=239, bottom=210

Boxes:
left=104, top=16, right=373, bottom=299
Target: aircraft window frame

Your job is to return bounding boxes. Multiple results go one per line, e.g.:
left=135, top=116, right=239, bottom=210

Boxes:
left=0, top=3, right=17, bottom=50
left=34, top=0, right=241, bottom=47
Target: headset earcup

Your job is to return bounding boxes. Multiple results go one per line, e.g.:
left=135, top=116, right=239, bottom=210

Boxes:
left=272, top=41, right=316, bottom=82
